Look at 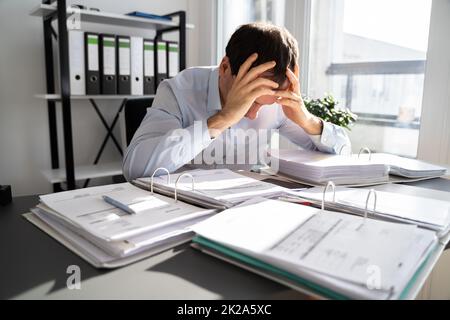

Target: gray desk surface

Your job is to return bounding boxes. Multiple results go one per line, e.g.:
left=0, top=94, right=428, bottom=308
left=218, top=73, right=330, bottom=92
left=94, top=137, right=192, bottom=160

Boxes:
left=1, top=176, right=450, bottom=300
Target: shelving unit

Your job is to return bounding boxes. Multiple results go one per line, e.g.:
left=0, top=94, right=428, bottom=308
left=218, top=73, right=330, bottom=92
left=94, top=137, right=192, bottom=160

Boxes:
left=35, top=94, right=156, bottom=101
left=31, top=0, right=192, bottom=191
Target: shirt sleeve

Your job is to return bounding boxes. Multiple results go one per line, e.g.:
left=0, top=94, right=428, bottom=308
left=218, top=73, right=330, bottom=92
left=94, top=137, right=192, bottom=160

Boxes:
left=278, top=116, right=352, bottom=154
left=122, top=82, right=214, bottom=181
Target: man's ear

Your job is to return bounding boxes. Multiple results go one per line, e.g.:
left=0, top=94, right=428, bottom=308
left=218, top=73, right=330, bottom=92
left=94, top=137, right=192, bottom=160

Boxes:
left=219, top=56, right=232, bottom=77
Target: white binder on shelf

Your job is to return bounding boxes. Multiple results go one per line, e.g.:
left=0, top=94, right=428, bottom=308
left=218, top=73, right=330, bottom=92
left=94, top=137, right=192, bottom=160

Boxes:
left=68, top=30, right=85, bottom=95
left=167, top=41, right=179, bottom=78
left=130, top=36, right=144, bottom=95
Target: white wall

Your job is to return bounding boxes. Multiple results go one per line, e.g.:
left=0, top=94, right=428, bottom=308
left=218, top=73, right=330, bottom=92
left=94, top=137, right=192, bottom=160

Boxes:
left=0, top=0, right=214, bottom=196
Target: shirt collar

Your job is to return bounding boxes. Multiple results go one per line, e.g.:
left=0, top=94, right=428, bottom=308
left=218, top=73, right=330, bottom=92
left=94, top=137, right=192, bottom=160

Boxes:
left=207, top=67, right=222, bottom=113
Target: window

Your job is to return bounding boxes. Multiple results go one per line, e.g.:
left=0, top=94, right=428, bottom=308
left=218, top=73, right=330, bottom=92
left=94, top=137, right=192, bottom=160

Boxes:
left=216, top=0, right=433, bottom=158
left=307, top=0, right=432, bottom=157
left=217, top=0, right=286, bottom=61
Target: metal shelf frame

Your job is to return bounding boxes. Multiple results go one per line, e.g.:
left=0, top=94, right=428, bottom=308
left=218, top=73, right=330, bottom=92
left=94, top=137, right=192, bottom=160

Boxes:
left=38, top=0, right=187, bottom=191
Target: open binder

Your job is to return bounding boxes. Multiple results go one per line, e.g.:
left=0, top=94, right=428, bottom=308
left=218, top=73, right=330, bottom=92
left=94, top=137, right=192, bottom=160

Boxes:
left=191, top=198, right=443, bottom=300
left=24, top=183, right=216, bottom=268
left=271, top=148, right=448, bottom=187
left=133, top=168, right=288, bottom=209
left=290, top=183, right=450, bottom=238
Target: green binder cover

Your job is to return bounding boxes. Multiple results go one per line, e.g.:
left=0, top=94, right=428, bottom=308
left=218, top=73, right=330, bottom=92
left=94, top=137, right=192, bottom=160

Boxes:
left=192, top=236, right=436, bottom=300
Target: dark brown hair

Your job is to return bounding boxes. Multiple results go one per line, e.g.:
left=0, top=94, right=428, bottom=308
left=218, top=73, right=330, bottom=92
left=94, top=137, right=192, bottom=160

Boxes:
left=225, top=22, right=299, bottom=86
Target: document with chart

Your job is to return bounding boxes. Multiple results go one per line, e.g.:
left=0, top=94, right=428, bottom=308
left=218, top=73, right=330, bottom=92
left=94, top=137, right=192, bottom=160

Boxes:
left=192, top=198, right=439, bottom=299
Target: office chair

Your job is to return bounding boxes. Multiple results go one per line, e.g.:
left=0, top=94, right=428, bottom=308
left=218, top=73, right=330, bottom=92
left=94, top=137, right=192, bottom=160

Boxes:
left=123, top=97, right=154, bottom=146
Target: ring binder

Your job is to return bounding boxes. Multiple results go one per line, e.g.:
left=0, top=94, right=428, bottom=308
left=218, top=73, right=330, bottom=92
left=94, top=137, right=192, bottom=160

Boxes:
left=150, top=167, right=171, bottom=193
left=322, top=181, right=336, bottom=210
left=364, top=189, right=377, bottom=221
left=338, top=144, right=352, bottom=156
left=174, top=173, right=195, bottom=203
left=358, top=147, right=372, bottom=160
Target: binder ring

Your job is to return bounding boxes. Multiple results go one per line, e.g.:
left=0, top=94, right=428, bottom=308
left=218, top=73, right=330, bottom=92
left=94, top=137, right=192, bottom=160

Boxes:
left=150, top=167, right=171, bottom=194
left=174, top=173, right=195, bottom=203
left=322, top=181, right=336, bottom=211
left=358, top=147, right=372, bottom=160
left=364, top=189, right=377, bottom=221
left=338, top=144, right=352, bottom=156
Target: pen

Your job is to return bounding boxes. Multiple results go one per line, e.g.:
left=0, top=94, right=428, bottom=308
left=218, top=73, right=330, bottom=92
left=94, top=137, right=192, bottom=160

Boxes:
left=102, top=195, right=135, bottom=215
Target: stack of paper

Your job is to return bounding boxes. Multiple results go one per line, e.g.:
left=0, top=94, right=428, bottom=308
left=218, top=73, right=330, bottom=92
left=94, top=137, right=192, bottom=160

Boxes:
left=293, top=186, right=450, bottom=236
left=192, top=199, right=439, bottom=300
left=354, top=153, right=448, bottom=178
left=24, top=183, right=216, bottom=268
left=271, top=149, right=448, bottom=186
left=134, top=169, right=288, bottom=209
left=271, top=149, right=389, bottom=186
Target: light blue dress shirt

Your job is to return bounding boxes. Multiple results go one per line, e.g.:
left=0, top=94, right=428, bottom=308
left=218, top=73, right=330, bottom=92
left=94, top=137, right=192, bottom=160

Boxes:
left=123, top=67, right=351, bottom=181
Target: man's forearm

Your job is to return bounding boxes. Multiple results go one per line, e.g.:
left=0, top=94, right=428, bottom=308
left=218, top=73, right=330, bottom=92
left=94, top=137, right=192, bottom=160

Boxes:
left=297, top=114, right=323, bottom=135
left=207, top=111, right=234, bottom=139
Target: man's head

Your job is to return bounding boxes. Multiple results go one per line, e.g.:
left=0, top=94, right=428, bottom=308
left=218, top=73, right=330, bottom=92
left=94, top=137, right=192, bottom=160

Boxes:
left=219, top=22, right=299, bottom=119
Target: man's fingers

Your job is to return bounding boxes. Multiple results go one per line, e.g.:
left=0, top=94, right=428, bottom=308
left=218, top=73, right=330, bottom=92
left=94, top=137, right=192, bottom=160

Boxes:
left=241, top=60, right=277, bottom=85
left=275, top=90, right=301, bottom=101
left=286, top=68, right=300, bottom=93
left=250, top=88, right=277, bottom=100
left=278, top=98, right=298, bottom=109
left=245, top=78, right=279, bottom=92
left=235, top=53, right=258, bottom=82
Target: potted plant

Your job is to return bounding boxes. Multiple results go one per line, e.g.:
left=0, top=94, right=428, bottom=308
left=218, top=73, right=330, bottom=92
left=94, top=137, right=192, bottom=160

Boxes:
left=303, top=94, right=357, bottom=130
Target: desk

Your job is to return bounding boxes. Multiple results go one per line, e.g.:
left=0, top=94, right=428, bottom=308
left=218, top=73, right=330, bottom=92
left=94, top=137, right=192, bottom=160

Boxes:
left=1, top=177, right=449, bottom=299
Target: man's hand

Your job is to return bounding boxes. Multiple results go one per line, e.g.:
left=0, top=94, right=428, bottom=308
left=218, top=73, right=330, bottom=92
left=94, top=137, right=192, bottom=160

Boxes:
left=207, top=53, right=279, bottom=138
left=276, top=64, right=323, bottom=135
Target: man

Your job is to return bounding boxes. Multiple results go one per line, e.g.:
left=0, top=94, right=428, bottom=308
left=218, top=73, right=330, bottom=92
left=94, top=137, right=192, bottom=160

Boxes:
left=123, top=23, right=351, bottom=181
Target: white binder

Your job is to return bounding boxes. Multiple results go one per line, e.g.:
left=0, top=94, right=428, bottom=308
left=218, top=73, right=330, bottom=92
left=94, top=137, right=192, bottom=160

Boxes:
left=168, top=42, right=179, bottom=78
left=68, top=30, right=85, bottom=95
left=130, top=36, right=144, bottom=95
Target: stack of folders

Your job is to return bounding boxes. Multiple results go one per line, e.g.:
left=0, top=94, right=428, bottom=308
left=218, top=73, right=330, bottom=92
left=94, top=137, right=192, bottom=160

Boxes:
left=191, top=198, right=440, bottom=300
left=68, top=29, right=179, bottom=96
left=133, top=168, right=289, bottom=209
left=292, top=186, right=450, bottom=238
left=353, top=153, right=448, bottom=179
left=24, top=183, right=216, bottom=268
left=271, top=149, right=389, bottom=186
left=271, top=149, right=447, bottom=186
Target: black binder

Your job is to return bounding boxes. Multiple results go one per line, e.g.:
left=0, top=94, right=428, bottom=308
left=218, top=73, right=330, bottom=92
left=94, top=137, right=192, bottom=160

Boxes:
left=84, top=32, right=100, bottom=95
left=116, top=35, right=131, bottom=95
left=99, top=34, right=117, bottom=94
left=155, top=40, right=168, bottom=87
left=143, top=39, right=155, bottom=94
